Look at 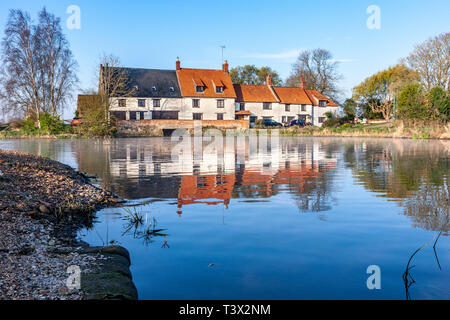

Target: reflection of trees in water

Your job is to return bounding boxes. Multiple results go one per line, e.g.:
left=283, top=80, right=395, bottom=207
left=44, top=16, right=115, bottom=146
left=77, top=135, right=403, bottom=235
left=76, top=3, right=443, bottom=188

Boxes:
left=293, top=140, right=339, bottom=213
left=294, top=172, right=336, bottom=213
left=343, top=139, right=449, bottom=234
left=402, top=181, right=449, bottom=235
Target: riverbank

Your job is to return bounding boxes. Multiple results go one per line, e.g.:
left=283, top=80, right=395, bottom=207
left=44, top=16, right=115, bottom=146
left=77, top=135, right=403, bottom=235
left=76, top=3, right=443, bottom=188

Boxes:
left=278, top=122, right=450, bottom=140
left=2, top=121, right=449, bottom=140
left=0, top=149, right=137, bottom=300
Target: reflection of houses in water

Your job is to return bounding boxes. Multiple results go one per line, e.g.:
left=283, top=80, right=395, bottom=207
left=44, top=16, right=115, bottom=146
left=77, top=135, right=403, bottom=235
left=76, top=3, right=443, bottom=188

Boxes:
left=177, top=174, right=236, bottom=209
left=103, top=138, right=338, bottom=214
left=176, top=161, right=336, bottom=215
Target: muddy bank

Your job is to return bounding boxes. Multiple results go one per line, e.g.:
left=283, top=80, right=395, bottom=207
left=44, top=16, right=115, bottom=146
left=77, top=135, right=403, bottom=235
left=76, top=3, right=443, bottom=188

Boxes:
left=0, top=149, right=137, bottom=300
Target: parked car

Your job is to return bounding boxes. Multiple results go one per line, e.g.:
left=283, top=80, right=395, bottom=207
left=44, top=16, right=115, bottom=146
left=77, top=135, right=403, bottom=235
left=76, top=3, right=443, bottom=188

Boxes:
left=71, top=117, right=82, bottom=127
left=289, top=119, right=306, bottom=127
left=262, top=119, right=283, bottom=127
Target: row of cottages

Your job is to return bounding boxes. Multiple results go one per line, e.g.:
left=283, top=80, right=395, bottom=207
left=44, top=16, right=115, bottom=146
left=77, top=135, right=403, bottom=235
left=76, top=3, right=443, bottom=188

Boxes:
left=234, top=75, right=338, bottom=126
left=83, top=58, right=338, bottom=127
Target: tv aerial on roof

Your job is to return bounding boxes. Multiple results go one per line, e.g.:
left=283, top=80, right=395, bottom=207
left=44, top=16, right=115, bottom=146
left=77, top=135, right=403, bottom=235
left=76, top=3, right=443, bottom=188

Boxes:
left=220, top=45, right=226, bottom=64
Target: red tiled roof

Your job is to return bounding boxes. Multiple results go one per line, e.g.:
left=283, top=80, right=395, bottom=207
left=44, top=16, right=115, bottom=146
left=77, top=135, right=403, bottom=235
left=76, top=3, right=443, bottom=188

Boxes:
left=272, top=87, right=312, bottom=105
left=177, top=68, right=236, bottom=98
left=306, top=90, right=338, bottom=106
left=233, top=84, right=279, bottom=103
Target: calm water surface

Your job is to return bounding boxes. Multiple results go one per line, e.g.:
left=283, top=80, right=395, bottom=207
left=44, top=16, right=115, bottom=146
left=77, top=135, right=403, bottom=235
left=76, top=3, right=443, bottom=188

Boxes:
left=1, top=137, right=448, bottom=300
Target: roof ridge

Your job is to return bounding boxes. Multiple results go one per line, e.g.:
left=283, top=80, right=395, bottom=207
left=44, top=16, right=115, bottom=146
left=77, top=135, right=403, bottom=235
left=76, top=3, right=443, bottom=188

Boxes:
left=103, top=66, right=176, bottom=72
left=180, top=67, right=225, bottom=72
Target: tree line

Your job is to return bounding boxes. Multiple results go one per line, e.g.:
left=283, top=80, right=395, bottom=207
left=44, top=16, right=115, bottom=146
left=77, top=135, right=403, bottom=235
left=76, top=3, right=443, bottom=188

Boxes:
left=345, top=32, right=449, bottom=123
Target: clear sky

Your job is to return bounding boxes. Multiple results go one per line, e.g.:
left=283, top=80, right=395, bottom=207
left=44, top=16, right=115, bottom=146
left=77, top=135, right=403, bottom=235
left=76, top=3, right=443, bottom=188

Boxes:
left=0, top=0, right=449, bottom=119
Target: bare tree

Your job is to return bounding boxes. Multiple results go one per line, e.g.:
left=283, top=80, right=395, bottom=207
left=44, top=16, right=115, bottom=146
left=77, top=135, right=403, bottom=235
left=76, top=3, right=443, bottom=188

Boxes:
left=405, top=32, right=450, bottom=91
left=286, top=49, right=343, bottom=102
left=0, top=8, right=77, bottom=128
left=97, top=54, right=135, bottom=117
left=36, top=8, right=78, bottom=116
left=1, top=10, right=41, bottom=126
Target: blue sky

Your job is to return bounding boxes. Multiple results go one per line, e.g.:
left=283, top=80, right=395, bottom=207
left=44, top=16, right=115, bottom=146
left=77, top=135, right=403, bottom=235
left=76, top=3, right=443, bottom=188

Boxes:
left=0, top=0, right=449, bottom=118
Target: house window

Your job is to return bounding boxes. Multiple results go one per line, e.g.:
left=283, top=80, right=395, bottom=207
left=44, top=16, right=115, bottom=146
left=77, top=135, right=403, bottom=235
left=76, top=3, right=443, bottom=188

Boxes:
left=282, top=116, right=287, bottom=123
left=216, top=86, right=224, bottom=93
left=288, top=116, right=295, bottom=123
left=153, top=99, right=161, bottom=108
left=319, top=117, right=325, bottom=123
left=193, top=99, right=200, bottom=108
left=193, top=113, right=203, bottom=120
left=301, top=104, right=307, bottom=112
left=263, top=102, right=272, bottom=110
left=118, top=99, right=126, bottom=107
left=217, top=113, right=224, bottom=120
left=196, top=86, right=204, bottom=93
left=319, top=100, right=327, bottom=107
left=217, top=99, right=225, bottom=108
left=285, top=104, right=290, bottom=112
left=138, top=99, right=146, bottom=107
left=239, top=102, right=245, bottom=111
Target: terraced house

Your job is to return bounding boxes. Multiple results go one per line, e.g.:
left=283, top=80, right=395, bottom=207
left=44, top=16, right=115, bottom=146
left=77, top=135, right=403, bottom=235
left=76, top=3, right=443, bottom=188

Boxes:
left=104, top=59, right=236, bottom=122
left=234, top=75, right=338, bottom=126
left=78, top=59, right=338, bottom=128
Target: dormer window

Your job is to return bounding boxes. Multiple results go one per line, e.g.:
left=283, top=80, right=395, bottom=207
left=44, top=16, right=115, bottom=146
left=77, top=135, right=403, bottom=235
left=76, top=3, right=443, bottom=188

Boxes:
left=216, top=86, right=224, bottom=93
left=152, top=86, right=157, bottom=92
left=196, top=86, right=204, bottom=93
left=169, top=87, right=175, bottom=92
left=319, top=100, right=327, bottom=107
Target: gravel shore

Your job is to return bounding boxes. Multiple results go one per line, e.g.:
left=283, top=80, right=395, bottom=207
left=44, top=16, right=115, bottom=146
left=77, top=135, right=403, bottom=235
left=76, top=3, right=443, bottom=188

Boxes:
left=0, top=149, right=129, bottom=300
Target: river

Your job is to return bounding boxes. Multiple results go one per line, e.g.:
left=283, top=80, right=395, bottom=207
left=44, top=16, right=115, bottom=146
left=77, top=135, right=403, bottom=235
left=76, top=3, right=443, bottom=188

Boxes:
left=1, top=137, right=448, bottom=300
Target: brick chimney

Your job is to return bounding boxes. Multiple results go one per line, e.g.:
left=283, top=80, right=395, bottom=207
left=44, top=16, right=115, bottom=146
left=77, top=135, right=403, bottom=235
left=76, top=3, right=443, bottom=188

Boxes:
left=223, top=60, right=229, bottom=73
left=266, top=74, right=272, bottom=86
left=176, top=57, right=181, bottom=71
left=299, top=76, right=306, bottom=89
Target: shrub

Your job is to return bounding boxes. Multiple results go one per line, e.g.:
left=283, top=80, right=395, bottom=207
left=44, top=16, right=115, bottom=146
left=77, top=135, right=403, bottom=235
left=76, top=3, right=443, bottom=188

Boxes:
left=14, top=113, right=72, bottom=135
left=427, top=87, right=450, bottom=121
left=396, top=83, right=432, bottom=120
left=340, top=123, right=353, bottom=129
left=21, top=117, right=39, bottom=134
left=39, top=113, right=68, bottom=134
left=80, top=106, right=117, bottom=136
left=322, top=118, right=340, bottom=128
left=324, top=112, right=334, bottom=120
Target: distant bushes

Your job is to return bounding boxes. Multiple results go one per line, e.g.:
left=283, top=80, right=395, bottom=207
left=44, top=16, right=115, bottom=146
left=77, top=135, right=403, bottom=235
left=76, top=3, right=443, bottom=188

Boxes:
left=79, top=106, right=117, bottom=136
left=5, top=113, right=72, bottom=136
left=396, top=84, right=449, bottom=123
